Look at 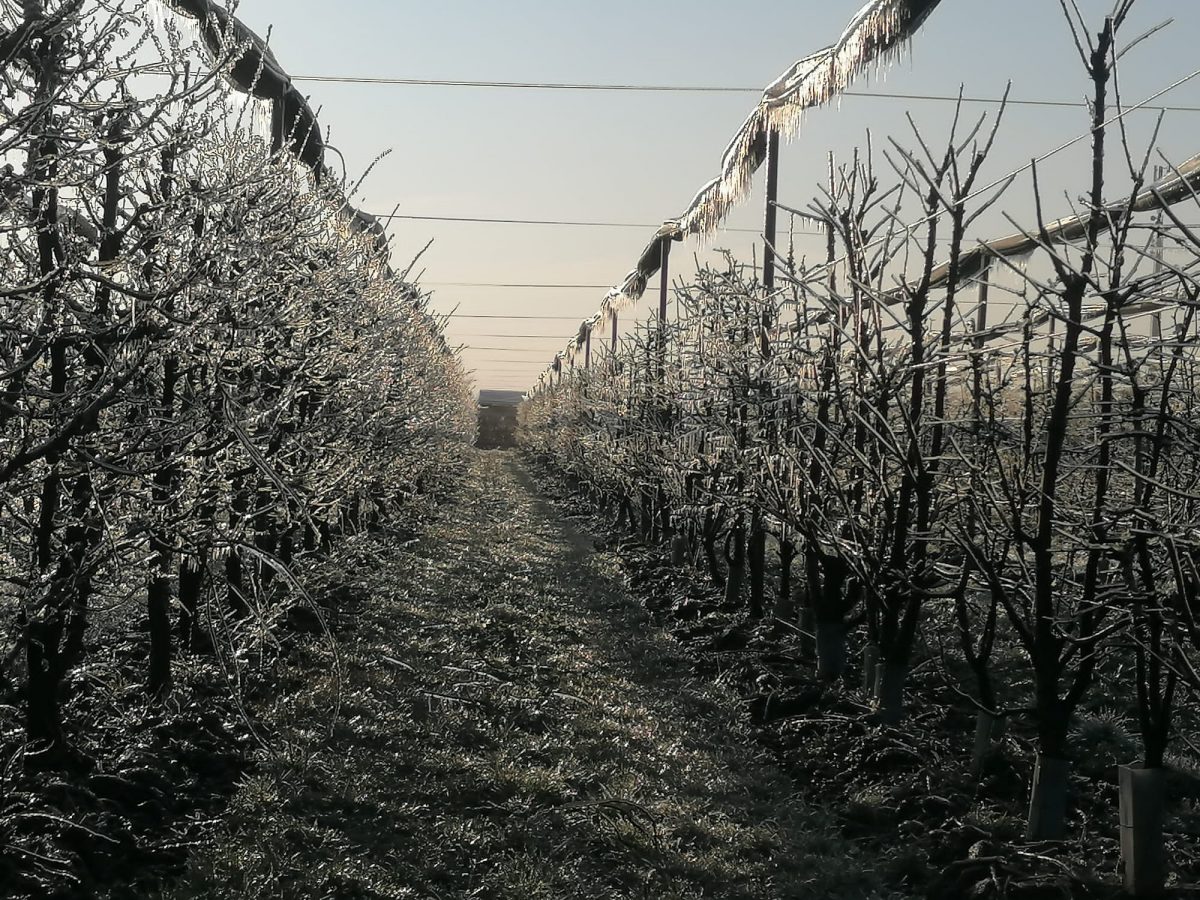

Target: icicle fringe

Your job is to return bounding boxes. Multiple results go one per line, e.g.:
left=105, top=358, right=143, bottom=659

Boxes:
left=677, top=0, right=941, bottom=239
left=537, top=0, right=943, bottom=386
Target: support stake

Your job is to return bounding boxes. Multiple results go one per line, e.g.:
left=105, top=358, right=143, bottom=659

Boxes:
left=659, top=236, right=672, bottom=323
left=762, top=127, right=780, bottom=293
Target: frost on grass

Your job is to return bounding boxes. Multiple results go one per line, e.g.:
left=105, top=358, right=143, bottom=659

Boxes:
left=162, top=452, right=885, bottom=900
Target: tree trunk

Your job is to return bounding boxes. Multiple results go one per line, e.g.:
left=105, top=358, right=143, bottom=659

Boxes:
left=148, top=352, right=179, bottom=695
left=747, top=509, right=766, bottom=618
left=147, top=564, right=172, bottom=696
left=776, top=537, right=796, bottom=621
left=278, top=526, right=294, bottom=568
left=971, top=711, right=1007, bottom=778
left=226, top=472, right=250, bottom=618
left=178, top=553, right=205, bottom=651
left=25, top=614, right=65, bottom=754
left=702, top=510, right=725, bottom=588
left=723, top=516, right=746, bottom=607
left=657, top=487, right=671, bottom=547
left=875, top=662, right=907, bottom=724
left=57, top=475, right=96, bottom=679
left=254, top=477, right=279, bottom=589
left=670, top=533, right=688, bottom=566
left=816, top=623, right=846, bottom=682
left=861, top=643, right=880, bottom=693
left=616, top=496, right=630, bottom=533
left=1026, top=754, right=1071, bottom=840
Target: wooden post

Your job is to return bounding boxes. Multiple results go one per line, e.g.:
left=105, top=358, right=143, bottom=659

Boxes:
left=762, top=127, right=781, bottom=293
left=585, top=328, right=592, bottom=369
left=611, top=311, right=618, bottom=353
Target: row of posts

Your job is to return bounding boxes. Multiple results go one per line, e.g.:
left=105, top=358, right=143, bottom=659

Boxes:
left=556, top=124, right=1009, bottom=397
left=562, top=142, right=1168, bottom=389
left=570, top=126, right=782, bottom=380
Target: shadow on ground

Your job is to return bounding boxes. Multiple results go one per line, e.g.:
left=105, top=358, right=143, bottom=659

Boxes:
left=158, top=450, right=883, bottom=900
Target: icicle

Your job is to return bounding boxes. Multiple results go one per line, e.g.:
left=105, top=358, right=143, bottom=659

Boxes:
left=145, top=0, right=166, bottom=35
left=1013, top=247, right=1035, bottom=275
left=171, top=8, right=201, bottom=58
left=247, top=95, right=272, bottom=143
left=533, top=0, right=947, bottom=396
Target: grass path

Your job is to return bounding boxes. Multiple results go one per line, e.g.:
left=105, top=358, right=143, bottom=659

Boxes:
left=163, top=451, right=883, bottom=899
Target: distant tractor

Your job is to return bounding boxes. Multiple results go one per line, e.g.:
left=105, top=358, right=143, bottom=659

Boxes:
left=476, top=390, right=523, bottom=449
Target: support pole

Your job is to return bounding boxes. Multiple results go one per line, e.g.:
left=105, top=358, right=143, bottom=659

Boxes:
left=659, top=236, right=672, bottom=323
left=611, top=311, right=618, bottom=353
left=971, top=261, right=990, bottom=435
left=585, top=328, right=592, bottom=369
left=976, top=260, right=990, bottom=337
left=1152, top=164, right=1165, bottom=344
left=658, top=236, right=672, bottom=387
left=762, top=127, right=781, bottom=293
left=1047, top=313, right=1057, bottom=385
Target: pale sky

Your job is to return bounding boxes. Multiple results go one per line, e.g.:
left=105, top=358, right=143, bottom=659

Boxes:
left=235, top=0, right=1200, bottom=392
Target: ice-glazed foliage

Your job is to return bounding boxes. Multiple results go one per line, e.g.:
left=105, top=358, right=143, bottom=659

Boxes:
left=537, top=0, right=947, bottom=387
left=521, top=1, right=1200, bottom=853
left=0, top=0, right=475, bottom=766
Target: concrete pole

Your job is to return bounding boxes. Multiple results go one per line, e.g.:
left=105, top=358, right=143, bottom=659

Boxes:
left=762, top=128, right=781, bottom=293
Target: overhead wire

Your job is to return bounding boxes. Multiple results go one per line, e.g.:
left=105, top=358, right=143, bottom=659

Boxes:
left=446, top=314, right=600, bottom=321
left=381, top=213, right=827, bottom=233
left=426, top=281, right=612, bottom=289
left=515, top=89, right=1200, bottom=385
left=464, top=350, right=578, bottom=356
left=288, top=74, right=1200, bottom=113
left=267, top=58, right=1200, bottom=389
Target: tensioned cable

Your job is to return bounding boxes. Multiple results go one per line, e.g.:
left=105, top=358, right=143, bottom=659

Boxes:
left=447, top=314, right=600, bottom=321
left=860, top=65, right=1200, bottom=259
left=136, top=61, right=1200, bottom=111
left=464, top=346, right=575, bottom=352
left=287, top=75, right=1200, bottom=112
left=377, top=213, right=825, bottom=233
left=292, top=75, right=756, bottom=91
left=517, top=65, right=1200, bottom=365
left=427, top=281, right=612, bottom=289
